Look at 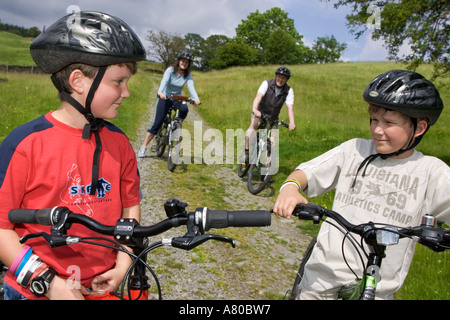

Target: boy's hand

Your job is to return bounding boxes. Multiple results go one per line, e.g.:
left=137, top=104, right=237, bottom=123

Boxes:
left=91, top=267, right=125, bottom=294
left=273, top=184, right=307, bottom=219
left=46, top=276, right=85, bottom=300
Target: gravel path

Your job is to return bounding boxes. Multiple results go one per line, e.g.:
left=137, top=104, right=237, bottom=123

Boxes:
left=132, top=87, right=311, bottom=300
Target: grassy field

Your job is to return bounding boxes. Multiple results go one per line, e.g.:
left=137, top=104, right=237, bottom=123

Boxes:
left=0, top=58, right=448, bottom=299
left=0, top=32, right=35, bottom=66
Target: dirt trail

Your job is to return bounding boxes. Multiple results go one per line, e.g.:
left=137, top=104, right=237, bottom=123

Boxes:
left=132, top=88, right=310, bottom=300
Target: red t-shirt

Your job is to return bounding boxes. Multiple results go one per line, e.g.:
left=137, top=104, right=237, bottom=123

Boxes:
left=0, top=112, right=141, bottom=299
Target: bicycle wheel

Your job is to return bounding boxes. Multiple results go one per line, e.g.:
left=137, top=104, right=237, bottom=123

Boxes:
left=167, top=121, right=182, bottom=172
left=289, top=237, right=316, bottom=300
left=247, top=164, right=272, bottom=195
left=247, top=142, right=272, bottom=195
left=238, top=163, right=250, bottom=178
left=155, top=121, right=168, bottom=158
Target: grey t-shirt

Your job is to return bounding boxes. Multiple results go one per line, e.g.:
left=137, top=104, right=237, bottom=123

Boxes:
left=297, top=138, right=450, bottom=299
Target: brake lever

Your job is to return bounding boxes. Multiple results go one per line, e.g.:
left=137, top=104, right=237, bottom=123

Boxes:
left=19, top=232, right=50, bottom=244
left=20, top=232, right=78, bottom=248
left=170, top=234, right=236, bottom=250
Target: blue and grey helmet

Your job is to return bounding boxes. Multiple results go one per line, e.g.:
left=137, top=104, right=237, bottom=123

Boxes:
left=30, top=11, right=146, bottom=74
left=363, top=70, right=443, bottom=126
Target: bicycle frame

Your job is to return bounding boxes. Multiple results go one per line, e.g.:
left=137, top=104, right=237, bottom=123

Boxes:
left=155, top=95, right=192, bottom=172
left=245, top=117, right=289, bottom=195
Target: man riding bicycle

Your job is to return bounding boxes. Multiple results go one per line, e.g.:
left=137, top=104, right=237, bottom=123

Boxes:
left=243, top=67, right=296, bottom=165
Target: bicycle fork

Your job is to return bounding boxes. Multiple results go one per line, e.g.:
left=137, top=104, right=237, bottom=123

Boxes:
left=127, top=244, right=151, bottom=300
left=255, top=130, right=272, bottom=163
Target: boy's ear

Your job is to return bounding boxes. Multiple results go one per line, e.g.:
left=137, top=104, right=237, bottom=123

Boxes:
left=414, top=119, right=428, bottom=137
left=68, top=69, right=87, bottom=95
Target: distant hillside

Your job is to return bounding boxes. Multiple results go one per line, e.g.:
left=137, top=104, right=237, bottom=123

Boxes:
left=0, top=31, right=35, bottom=66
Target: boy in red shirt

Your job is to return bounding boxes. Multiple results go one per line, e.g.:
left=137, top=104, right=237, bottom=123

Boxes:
left=0, top=11, right=145, bottom=299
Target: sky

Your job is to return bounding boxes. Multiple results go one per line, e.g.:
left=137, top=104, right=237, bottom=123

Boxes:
left=0, top=0, right=392, bottom=62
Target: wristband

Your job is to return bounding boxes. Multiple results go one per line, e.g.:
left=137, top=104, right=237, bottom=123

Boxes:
left=280, top=179, right=302, bottom=193
left=284, top=179, right=302, bottom=190
left=28, top=262, right=49, bottom=286
left=279, top=182, right=299, bottom=192
left=14, top=247, right=33, bottom=277
left=9, top=245, right=32, bottom=275
left=21, top=258, right=43, bottom=288
left=16, top=254, right=39, bottom=287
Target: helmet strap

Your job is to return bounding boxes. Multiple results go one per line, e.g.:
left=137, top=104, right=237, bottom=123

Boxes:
left=51, top=66, right=108, bottom=196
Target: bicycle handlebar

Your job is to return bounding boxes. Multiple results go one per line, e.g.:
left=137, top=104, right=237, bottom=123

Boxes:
left=292, top=203, right=450, bottom=252
left=157, top=94, right=197, bottom=104
left=8, top=201, right=270, bottom=300
left=9, top=203, right=271, bottom=249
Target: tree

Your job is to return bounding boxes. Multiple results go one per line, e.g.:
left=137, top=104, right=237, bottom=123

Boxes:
left=312, top=35, right=347, bottom=63
left=146, top=30, right=187, bottom=70
left=26, top=27, right=40, bottom=38
left=185, top=33, right=204, bottom=69
left=323, top=0, right=450, bottom=78
left=263, top=28, right=301, bottom=64
left=236, top=7, right=304, bottom=62
left=210, top=40, right=258, bottom=70
left=200, top=35, right=230, bottom=71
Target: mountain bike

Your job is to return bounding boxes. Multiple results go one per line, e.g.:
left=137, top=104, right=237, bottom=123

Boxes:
left=155, top=95, right=195, bottom=172
left=6, top=198, right=271, bottom=300
left=238, top=116, right=289, bottom=195
left=287, top=203, right=450, bottom=300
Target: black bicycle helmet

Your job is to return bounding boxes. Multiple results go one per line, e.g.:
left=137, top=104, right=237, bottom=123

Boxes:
left=275, top=66, right=291, bottom=79
left=363, top=70, right=443, bottom=126
left=30, top=11, right=146, bottom=74
left=29, top=11, right=146, bottom=196
left=352, top=70, right=444, bottom=188
left=178, top=50, right=193, bottom=61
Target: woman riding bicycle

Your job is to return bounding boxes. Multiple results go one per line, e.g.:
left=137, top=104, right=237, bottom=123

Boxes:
left=138, top=51, right=201, bottom=158
left=273, top=70, right=450, bottom=299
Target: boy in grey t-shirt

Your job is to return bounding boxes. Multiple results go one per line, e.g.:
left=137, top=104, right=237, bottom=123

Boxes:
left=273, top=70, right=450, bottom=299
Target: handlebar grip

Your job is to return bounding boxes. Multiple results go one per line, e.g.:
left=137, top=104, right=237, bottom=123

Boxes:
left=205, top=209, right=271, bottom=231
left=9, top=208, right=54, bottom=226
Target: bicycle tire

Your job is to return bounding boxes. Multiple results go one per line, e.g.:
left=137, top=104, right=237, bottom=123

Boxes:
left=247, top=163, right=272, bottom=195
left=238, top=163, right=250, bottom=178
left=155, top=122, right=168, bottom=158
left=167, top=141, right=177, bottom=172
left=167, top=122, right=182, bottom=172
left=289, top=237, right=317, bottom=300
